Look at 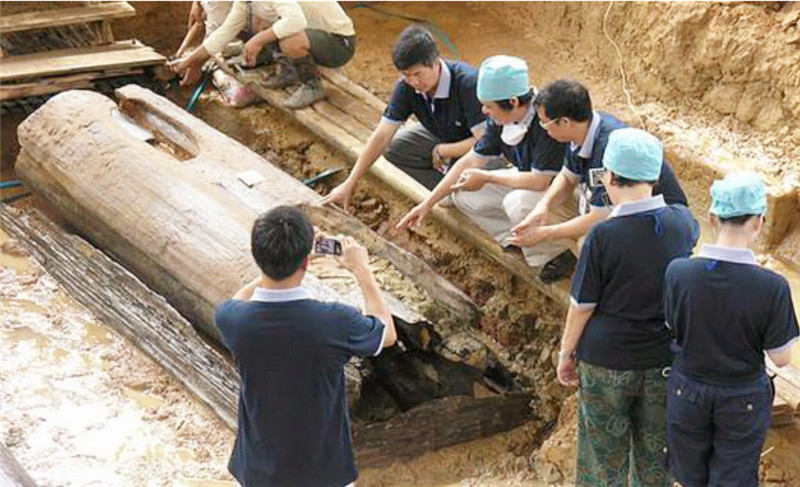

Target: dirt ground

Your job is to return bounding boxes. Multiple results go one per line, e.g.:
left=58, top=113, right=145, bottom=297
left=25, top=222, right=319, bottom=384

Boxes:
left=2, top=1, right=800, bottom=486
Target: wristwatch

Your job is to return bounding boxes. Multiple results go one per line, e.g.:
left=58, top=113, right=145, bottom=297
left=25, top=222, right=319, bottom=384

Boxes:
left=558, top=349, right=576, bottom=360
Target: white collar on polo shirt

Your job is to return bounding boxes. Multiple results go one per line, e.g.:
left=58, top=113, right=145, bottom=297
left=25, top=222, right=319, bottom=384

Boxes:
left=415, top=58, right=451, bottom=99
left=570, top=111, right=601, bottom=158
left=250, top=286, right=311, bottom=303
left=696, top=244, right=758, bottom=266
left=609, top=194, right=667, bottom=219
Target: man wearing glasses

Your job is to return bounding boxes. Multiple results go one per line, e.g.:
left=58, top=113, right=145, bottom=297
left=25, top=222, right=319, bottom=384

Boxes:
left=397, top=56, right=575, bottom=283
left=509, top=80, right=688, bottom=281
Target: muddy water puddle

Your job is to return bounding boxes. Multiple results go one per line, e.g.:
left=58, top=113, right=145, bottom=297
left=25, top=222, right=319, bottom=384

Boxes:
left=1, top=243, right=235, bottom=486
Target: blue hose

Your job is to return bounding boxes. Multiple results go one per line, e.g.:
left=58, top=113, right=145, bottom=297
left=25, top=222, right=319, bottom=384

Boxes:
left=186, top=69, right=212, bottom=112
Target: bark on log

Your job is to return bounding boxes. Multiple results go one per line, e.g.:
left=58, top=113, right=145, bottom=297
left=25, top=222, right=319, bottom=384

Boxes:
left=1, top=205, right=534, bottom=466
left=15, top=86, right=478, bottom=346
left=0, top=445, right=38, bottom=487
left=352, top=394, right=533, bottom=468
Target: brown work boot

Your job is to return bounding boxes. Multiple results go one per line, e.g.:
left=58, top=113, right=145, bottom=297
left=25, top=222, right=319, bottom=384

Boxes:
left=283, top=55, right=325, bottom=109
left=263, top=57, right=299, bottom=89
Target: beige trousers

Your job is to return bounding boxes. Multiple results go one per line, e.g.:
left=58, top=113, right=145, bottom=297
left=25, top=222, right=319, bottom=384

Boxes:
left=452, top=168, right=576, bottom=266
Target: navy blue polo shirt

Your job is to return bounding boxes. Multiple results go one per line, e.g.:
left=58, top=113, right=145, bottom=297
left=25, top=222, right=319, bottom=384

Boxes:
left=472, top=104, right=566, bottom=174
left=563, top=111, right=688, bottom=212
left=571, top=195, right=699, bottom=370
left=215, top=287, right=386, bottom=487
left=383, top=59, right=485, bottom=142
left=665, top=245, right=799, bottom=386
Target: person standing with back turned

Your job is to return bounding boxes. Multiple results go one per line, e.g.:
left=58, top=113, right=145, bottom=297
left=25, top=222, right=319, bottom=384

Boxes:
left=664, top=171, right=799, bottom=487
left=215, top=206, right=396, bottom=487
left=558, top=128, right=698, bottom=487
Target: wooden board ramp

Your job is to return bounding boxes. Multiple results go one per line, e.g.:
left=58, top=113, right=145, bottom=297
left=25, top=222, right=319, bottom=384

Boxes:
left=216, top=58, right=571, bottom=304
left=0, top=2, right=165, bottom=109
left=0, top=444, right=38, bottom=487
left=769, top=362, right=800, bottom=427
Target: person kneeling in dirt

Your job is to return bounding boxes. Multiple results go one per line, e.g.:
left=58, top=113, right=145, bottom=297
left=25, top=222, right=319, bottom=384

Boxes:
left=506, top=80, right=689, bottom=282
left=664, top=172, right=798, bottom=487
left=557, top=128, right=698, bottom=487
left=173, top=1, right=357, bottom=109
left=395, top=55, right=574, bottom=283
left=215, top=206, right=396, bottom=487
left=322, top=25, right=487, bottom=209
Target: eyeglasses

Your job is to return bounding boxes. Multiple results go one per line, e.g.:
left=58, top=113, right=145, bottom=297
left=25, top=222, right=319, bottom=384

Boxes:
left=538, top=117, right=561, bottom=130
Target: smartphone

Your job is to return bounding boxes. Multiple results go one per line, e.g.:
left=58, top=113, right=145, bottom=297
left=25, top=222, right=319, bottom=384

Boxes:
left=314, top=237, right=342, bottom=256
left=588, top=167, right=606, bottom=188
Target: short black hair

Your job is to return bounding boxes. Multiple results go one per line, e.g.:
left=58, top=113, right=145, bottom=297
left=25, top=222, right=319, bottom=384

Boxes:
left=718, top=214, right=761, bottom=226
left=251, top=206, right=314, bottom=281
left=494, top=88, right=534, bottom=112
left=392, top=24, right=439, bottom=70
left=609, top=172, right=656, bottom=187
left=534, top=80, right=592, bottom=122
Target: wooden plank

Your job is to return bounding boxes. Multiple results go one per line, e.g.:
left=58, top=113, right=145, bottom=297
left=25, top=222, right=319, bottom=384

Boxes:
left=0, top=2, right=135, bottom=34
left=0, top=41, right=164, bottom=83
left=310, top=96, right=374, bottom=143
left=0, top=69, right=145, bottom=101
left=322, top=80, right=382, bottom=129
left=319, top=67, right=388, bottom=113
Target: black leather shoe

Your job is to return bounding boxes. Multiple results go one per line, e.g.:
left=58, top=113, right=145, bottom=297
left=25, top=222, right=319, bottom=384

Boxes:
left=538, top=250, right=577, bottom=284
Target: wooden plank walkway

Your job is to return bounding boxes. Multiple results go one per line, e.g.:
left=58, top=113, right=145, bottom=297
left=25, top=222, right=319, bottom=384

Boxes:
left=0, top=2, right=135, bottom=34
left=0, top=41, right=164, bottom=83
left=217, top=58, right=571, bottom=304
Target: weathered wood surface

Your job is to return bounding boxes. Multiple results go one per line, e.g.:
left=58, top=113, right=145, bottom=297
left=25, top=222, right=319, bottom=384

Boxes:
left=1, top=205, right=533, bottom=464
left=768, top=362, right=800, bottom=417
left=0, top=2, right=135, bottom=34
left=0, top=205, right=361, bottom=423
left=0, top=41, right=164, bottom=83
left=353, top=394, right=533, bottom=467
left=216, top=58, right=571, bottom=303
left=16, top=86, right=491, bottom=364
left=0, top=444, right=38, bottom=487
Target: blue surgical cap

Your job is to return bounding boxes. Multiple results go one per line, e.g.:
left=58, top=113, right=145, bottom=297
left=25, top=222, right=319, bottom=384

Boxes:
left=602, top=128, right=663, bottom=182
left=710, top=171, right=767, bottom=218
left=477, top=56, right=530, bottom=102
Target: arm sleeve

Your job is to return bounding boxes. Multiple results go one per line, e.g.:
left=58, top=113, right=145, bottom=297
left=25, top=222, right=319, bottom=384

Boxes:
left=202, top=1, right=248, bottom=56
left=461, top=77, right=486, bottom=132
left=270, top=1, right=308, bottom=39
left=764, top=279, right=800, bottom=351
left=214, top=299, right=242, bottom=354
left=472, top=120, right=503, bottom=157
left=382, top=80, right=414, bottom=123
left=336, top=304, right=387, bottom=358
left=530, top=125, right=566, bottom=173
left=570, top=229, right=603, bottom=308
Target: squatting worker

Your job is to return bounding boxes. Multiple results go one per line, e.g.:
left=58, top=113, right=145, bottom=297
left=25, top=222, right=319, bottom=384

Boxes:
left=215, top=206, right=397, bottom=487
left=322, top=25, right=486, bottom=209
left=664, top=172, right=799, bottom=487
left=396, top=55, right=571, bottom=283
left=509, top=80, right=689, bottom=282
left=558, top=129, right=698, bottom=487
left=173, top=1, right=356, bottom=109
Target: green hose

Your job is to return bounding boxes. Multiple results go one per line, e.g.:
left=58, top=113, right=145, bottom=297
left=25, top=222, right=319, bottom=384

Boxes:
left=347, top=3, right=461, bottom=59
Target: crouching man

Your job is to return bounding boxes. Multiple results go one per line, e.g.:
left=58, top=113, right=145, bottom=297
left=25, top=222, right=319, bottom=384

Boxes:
left=173, top=0, right=357, bottom=109
left=396, top=55, right=572, bottom=283
left=215, top=206, right=396, bottom=487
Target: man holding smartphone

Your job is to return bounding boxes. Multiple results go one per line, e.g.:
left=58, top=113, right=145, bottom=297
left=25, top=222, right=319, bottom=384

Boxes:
left=215, top=206, right=396, bottom=487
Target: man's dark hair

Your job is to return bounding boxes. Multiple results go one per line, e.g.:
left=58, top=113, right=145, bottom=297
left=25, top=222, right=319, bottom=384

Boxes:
left=251, top=206, right=314, bottom=280
left=495, top=88, right=535, bottom=112
left=534, top=80, right=592, bottom=122
left=719, top=214, right=760, bottom=226
left=392, top=24, right=439, bottom=70
left=609, top=172, right=656, bottom=187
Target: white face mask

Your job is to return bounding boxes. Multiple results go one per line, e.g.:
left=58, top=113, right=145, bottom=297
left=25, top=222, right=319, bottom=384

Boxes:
left=500, top=104, right=536, bottom=146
